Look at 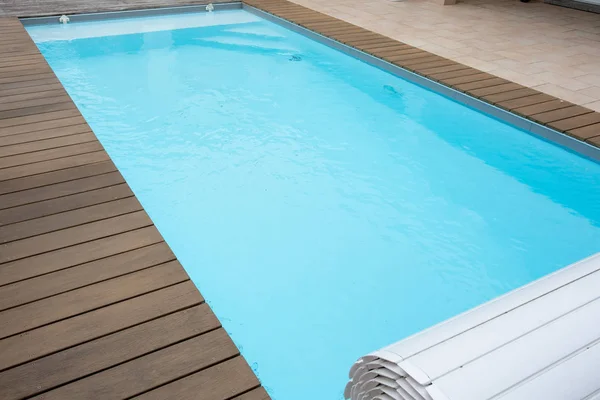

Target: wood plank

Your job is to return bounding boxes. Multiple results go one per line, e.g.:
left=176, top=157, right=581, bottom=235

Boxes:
left=233, top=388, right=271, bottom=400
left=0, top=100, right=74, bottom=120
left=301, top=21, right=355, bottom=30
left=467, top=82, right=524, bottom=97
left=0, top=38, right=34, bottom=46
left=313, top=26, right=368, bottom=36
left=0, top=150, right=109, bottom=181
left=496, top=93, right=557, bottom=111
left=452, top=77, right=507, bottom=92
left=530, top=105, right=593, bottom=124
left=0, top=83, right=64, bottom=99
left=0, top=141, right=102, bottom=168
left=568, top=123, right=600, bottom=140
left=0, top=305, right=218, bottom=400
left=0, top=66, right=53, bottom=80
left=0, top=242, right=174, bottom=311
left=0, top=196, right=141, bottom=243
left=0, top=51, right=40, bottom=59
left=0, top=168, right=122, bottom=209
left=484, top=88, right=539, bottom=104
left=0, top=45, right=38, bottom=56
left=398, top=57, right=447, bottom=70
left=333, top=32, right=387, bottom=42
left=0, top=183, right=131, bottom=227
left=428, top=67, right=482, bottom=80
left=0, top=210, right=152, bottom=264
left=39, top=329, right=239, bottom=399
left=260, top=4, right=312, bottom=12
left=550, top=112, right=600, bottom=132
left=0, top=72, right=57, bottom=85
left=0, top=262, right=188, bottom=339
left=377, top=47, right=423, bottom=59
left=279, top=12, right=330, bottom=20
left=0, top=167, right=121, bottom=205
left=384, top=50, right=430, bottom=63
left=347, top=37, right=399, bottom=48
left=0, top=109, right=80, bottom=130
left=0, top=77, right=60, bottom=91
left=409, top=59, right=456, bottom=71
left=133, top=356, right=259, bottom=400
left=0, top=160, right=115, bottom=195
left=511, top=99, right=573, bottom=117
left=357, top=43, right=411, bottom=53
left=0, top=132, right=95, bottom=157
left=0, top=117, right=87, bottom=138
left=277, top=14, right=330, bottom=23
left=0, top=89, right=67, bottom=104
left=271, top=8, right=326, bottom=16
left=0, top=56, right=44, bottom=68
left=441, top=72, right=495, bottom=86
left=587, top=135, right=600, bottom=146
left=0, top=281, right=201, bottom=371
left=0, top=226, right=164, bottom=286
left=418, top=63, right=470, bottom=76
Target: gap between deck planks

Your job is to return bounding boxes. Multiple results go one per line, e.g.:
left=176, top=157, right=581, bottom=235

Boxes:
left=0, top=16, right=268, bottom=400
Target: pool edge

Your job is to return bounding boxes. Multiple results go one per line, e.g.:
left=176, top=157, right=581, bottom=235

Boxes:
left=20, top=2, right=242, bottom=25
left=240, top=2, right=600, bottom=163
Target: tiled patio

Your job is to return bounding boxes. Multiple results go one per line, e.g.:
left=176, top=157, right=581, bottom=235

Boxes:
left=282, top=0, right=600, bottom=112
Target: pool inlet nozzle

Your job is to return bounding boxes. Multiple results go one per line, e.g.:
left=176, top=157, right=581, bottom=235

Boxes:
left=59, top=15, right=70, bottom=24
left=206, top=3, right=215, bottom=12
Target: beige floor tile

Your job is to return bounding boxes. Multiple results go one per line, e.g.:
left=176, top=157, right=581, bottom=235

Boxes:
left=451, top=56, right=500, bottom=73
left=577, top=74, right=600, bottom=87
left=288, top=0, right=600, bottom=108
left=493, top=69, right=548, bottom=87
left=577, top=86, right=600, bottom=101
left=535, top=72, right=590, bottom=91
left=533, top=83, right=596, bottom=105
left=583, top=100, right=600, bottom=113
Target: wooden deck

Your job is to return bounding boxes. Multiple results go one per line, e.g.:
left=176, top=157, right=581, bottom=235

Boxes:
left=0, top=17, right=268, bottom=400
left=0, top=0, right=599, bottom=399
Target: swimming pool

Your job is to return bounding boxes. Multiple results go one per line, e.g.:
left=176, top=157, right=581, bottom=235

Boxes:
left=27, top=9, right=600, bottom=399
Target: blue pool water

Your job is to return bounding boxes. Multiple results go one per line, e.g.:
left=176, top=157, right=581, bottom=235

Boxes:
left=28, top=10, right=600, bottom=399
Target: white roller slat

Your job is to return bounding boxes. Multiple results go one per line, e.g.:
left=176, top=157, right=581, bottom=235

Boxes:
left=433, top=295, right=600, bottom=400
left=583, top=388, right=600, bottom=400
left=381, top=253, right=600, bottom=364
left=403, top=266, right=600, bottom=382
left=496, top=339, right=600, bottom=400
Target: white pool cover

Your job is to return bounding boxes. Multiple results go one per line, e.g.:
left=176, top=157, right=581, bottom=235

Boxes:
left=345, top=252, right=600, bottom=400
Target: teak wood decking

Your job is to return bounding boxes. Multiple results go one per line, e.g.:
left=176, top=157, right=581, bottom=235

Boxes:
left=0, top=0, right=599, bottom=399
left=0, top=16, right=268, bottom=400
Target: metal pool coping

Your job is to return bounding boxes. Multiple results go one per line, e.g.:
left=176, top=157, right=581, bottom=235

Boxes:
left=20, top=1, right=600, bottom=163
left=19, top=2, right=243, bottom=25
left=240, top=3, right=600, bottom=163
